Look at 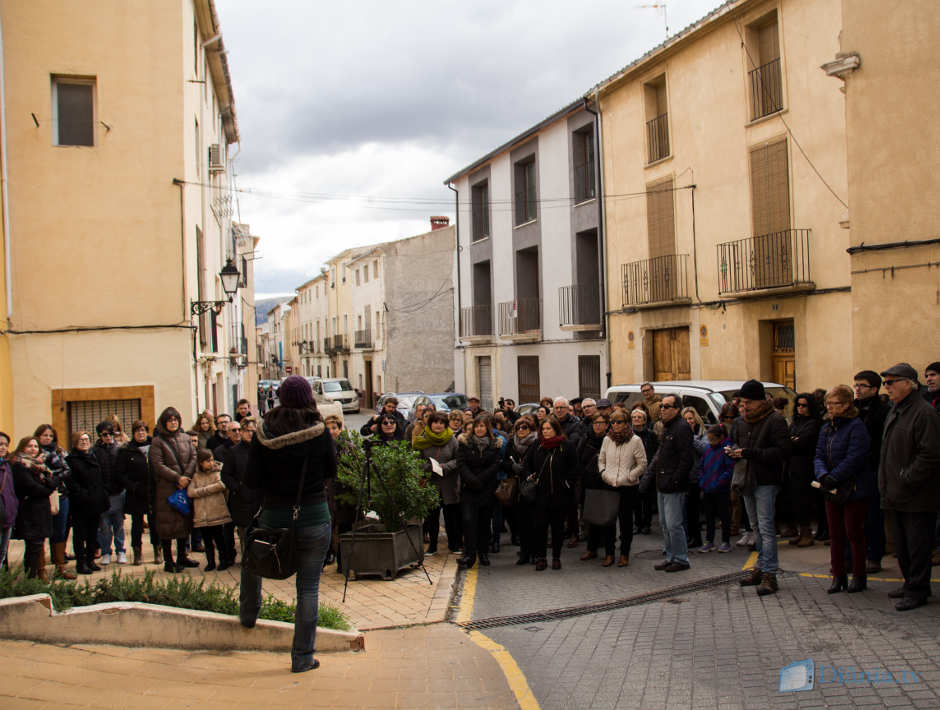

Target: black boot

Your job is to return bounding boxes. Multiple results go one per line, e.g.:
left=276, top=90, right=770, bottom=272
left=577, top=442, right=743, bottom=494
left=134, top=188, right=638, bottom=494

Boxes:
left=828, top=575, right=848, bottom=594
left=76, top=556, right=93, bottom=575
left=204, top=546, right=216, bottom=572
left=176, top=540, right=199, bottom=569
left=847, top=574, right=867, bottom=593
left=162, top=541, right=179, bottom=573
left=479, top=553, right=490, bottom=566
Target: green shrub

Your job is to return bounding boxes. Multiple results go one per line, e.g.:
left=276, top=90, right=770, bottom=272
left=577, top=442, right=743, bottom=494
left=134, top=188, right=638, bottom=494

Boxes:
left=335, top=431, right=440, bottom=530
left=0, top=566, right=349, bottom=630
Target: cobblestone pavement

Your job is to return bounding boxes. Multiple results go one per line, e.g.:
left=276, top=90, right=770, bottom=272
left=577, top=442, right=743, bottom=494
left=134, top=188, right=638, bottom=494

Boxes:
left=0, top=624, right=517, bottom=709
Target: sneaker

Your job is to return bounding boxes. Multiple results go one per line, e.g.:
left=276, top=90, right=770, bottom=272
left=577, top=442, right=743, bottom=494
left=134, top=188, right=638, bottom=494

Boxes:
left=717, top=542, right=732, bottom=553
left=100, top=553, right=111, bottom=565
left=425, top=548, right=437, bottom=556
left=117, top=552, right=128, bottom=564
left=735, top=533, right=750, bottom=547
left=698, top=543, right=714, bottom=553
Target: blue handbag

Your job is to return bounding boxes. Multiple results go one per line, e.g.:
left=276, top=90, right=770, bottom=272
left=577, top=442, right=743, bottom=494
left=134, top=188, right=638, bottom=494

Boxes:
left=167, top=489, right=191, bottom=516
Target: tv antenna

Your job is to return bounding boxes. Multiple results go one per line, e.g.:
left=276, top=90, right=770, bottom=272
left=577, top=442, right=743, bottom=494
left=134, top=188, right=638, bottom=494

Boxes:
left=638, top=3, right=669, bottom=38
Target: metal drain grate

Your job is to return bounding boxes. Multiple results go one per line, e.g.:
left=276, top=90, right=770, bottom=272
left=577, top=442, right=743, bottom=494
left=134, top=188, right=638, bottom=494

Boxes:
left=457, top=570, right=748, bottom=630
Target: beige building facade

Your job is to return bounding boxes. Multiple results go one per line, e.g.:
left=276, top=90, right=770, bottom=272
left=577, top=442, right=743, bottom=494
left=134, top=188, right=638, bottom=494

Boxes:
left=0, top=0, right=252, bottom=439
left=595, top=0, right=850, bottom=392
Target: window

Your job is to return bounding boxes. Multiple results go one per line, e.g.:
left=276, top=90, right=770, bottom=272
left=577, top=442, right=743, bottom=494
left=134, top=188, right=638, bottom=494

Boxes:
left=644, top=75, right=669, bottom=163
left=646, top=178, right=675, bottom=258
left=471, top=180, right=490, bottom=241
left=373, top=260, right=379, bottom=279
left=514, top=158, right=537, bottom=225
left=195, top=118, right=201, bottom=177
left=52, top=77, right=95, bottom=146
left=355, top=269, right=361, bottom=286
left=517, top=356, right=540, bottom=404
left=747, top=12, right=783, bottom=120
left=573, top=127, right=596, bottom=201
left=578, top=355, right=601, bottom=400
left=750, top=139, right=790, bottom=236
left=364, top=267, right=369, bottom=284
left=67, top=398, right=141, bottom=440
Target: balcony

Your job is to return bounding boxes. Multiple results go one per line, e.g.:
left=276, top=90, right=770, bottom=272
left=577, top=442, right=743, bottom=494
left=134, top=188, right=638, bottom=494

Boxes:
left=323, top=338, right=330, bottom=355
left=354, top=328, right=373, bottom=350
left=621, top=254, right=690, bottom=307
left=459, top=304, right=493, bottom=342
left=749, top=57, right=783, bottom=121
left=717, top=228, right=813, bottom=296
left=646, top=112, right=670, bottom=163
left=559, top=284, right=601, bottom=330
left=326, top=333, right=349, bottom=355
left=498, top=298, right=541, bottom=342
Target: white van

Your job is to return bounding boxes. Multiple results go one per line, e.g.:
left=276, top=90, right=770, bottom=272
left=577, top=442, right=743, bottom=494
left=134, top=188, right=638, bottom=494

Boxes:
left=605, top=380, right=796, bottom=426
left=310, top=377, right=359, bottom=413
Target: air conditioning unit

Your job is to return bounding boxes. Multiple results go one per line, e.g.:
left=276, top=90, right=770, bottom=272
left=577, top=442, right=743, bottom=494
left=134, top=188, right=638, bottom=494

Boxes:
left=208, top=144, right=224, bottom=172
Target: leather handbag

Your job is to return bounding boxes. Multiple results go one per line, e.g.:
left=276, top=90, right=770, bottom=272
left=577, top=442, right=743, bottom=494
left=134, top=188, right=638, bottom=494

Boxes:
left=243, top=455, right=308, bottom=580
left=582, top=488, right=620, bottom=527
left=494, top=477, right=518, bottom=506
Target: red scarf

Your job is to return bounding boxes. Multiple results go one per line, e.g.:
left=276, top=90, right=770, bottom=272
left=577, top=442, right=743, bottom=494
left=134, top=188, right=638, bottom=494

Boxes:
left=540, top=435, right=563, bottom=450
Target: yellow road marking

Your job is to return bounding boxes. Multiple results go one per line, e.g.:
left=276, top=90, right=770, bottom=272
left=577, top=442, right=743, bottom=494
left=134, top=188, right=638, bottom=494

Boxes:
left=469, top=630, right=540, bottom=710
left=798, top=572, right=940, bottom=584
left=742, top=551, right=758, bottom=570
left=457, top=565, right=540, bottom=709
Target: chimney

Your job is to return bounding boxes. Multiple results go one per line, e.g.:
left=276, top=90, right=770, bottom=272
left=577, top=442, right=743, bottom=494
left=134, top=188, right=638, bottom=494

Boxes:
left=430, top=216, right=449, bottom=231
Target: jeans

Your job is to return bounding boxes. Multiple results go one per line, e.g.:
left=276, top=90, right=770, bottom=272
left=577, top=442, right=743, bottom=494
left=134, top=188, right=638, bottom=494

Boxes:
left=97, top=493, right=126, bottom=555
left=240, top=520, right=331, bottom=670
left=0, top=526, right=12, bottom=567
left=51, top=495, right=70, bottom=543
left=658, top=491, right=689, bottom=565
left=743, top=485, right=780, bottom=573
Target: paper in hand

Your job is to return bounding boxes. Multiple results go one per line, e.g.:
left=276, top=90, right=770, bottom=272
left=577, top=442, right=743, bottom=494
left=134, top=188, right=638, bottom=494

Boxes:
left=429, top=458, right=444, bottom=476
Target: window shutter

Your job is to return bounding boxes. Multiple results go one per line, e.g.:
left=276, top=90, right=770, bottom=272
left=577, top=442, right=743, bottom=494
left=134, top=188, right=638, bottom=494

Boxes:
left=750, top=140, right=790, bottom=236
left=646, top=178, right=675, bottom=258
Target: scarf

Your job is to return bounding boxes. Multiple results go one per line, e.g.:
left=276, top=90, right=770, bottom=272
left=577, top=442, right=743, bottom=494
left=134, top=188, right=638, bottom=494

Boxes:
left=607, top=425, right=633, bottom=446
left=540, top=435, right=563, bottom=450
left=511, top=431, right=537, bottom=458
left=413, top=426, right=454, bottom=451
left=471, top=434, right=491, bottom=452
left=10, top=452, right=52, bottom=477
left=743, top=399, right=774, bottom=424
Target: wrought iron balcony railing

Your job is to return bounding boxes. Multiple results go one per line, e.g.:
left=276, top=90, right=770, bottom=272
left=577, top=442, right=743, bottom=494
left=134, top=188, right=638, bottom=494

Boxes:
left=717, top=228, right=811, bottom=294
left=354, top=329, right=373, bottom=349
left=326, top=333, right=348, bottom=354
left=646, top=112, right=670, bottom=163
left=559, top=284, right=601, bottom=328
left=749, top=57, right=783, bottom=121
left=621, top=254, right=690, bottom=306
left=459, top=304, right=493, bottom=338
left=498, top=298, right=541, bottom=337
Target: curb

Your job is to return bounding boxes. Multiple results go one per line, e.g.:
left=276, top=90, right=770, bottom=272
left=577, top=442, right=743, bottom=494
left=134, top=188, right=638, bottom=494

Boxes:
left=0, top=594, right=365, bottom=653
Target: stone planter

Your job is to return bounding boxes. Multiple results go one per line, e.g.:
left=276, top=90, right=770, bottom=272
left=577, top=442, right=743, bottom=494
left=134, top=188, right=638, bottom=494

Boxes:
left=339, top=523, right=424, bottom=580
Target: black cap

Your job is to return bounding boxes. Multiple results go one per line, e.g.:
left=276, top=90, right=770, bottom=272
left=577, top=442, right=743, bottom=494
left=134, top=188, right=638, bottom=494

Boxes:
left=880, top=363, right=918, bottom=381
left=596, top=398, right=612, bottom=408
left=739, top=379, right=766, bottom=400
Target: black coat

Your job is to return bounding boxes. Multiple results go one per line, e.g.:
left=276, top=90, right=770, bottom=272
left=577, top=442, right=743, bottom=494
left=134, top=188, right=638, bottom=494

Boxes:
left=647, top=416, right=695, bottom=494
left=528, top=441, right=578, bottom=510
left=93, top=442, right=123, bottom=495
left=732, top=404, right=792, bottom=487
left=213, top=439, right=235, bottom=462
left=579, top=431, right=607, bottom=490
left=115, top=440, right=151, bottom=516
left=222, top=441, right=261, bottom=527
left=788, top=415, right=821, bottom=483
left=456, top=434, right=501, bottom=505
left=856, top=395, right=890, bottom=474
left=12, top=463, right=57, bottom=540
left=66, top=450, right=110, bottom=519
left=878, top=391, right=940, bottom=513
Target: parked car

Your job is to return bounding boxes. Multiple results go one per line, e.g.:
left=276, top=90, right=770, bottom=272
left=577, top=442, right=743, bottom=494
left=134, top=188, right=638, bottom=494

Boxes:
left=427, top=393, right=469, bottom=413
left=376, top=392, right=426, bottom=419
left=309, top=377, right=359, bottom=413
left=604, top=380, right=796, bottom=425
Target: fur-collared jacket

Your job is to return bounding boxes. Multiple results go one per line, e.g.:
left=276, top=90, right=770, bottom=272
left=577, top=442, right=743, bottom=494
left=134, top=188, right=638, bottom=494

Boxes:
left=247, top=405, right=336, bottom=510
left=187, top=468, right=232, bottom=528
left=455, top=433, right=502, bottom=505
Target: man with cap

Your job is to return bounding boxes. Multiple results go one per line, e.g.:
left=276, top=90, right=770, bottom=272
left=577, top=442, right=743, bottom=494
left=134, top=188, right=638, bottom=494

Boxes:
left=729, top=379, right=791, bottom=596
left=923, top=362, right=940, bottom=414
left=878, top=363, right=940, bottom=611
left=596, top=398, right=613, bottom=417
left=468, top=396, right=483, bottom=417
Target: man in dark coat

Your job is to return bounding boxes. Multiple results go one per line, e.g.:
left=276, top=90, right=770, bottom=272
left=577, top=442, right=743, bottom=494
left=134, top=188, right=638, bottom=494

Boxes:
left=222, top=417, right=261, bottom=567
left=213, top=419, right=240, bottom=462
left=644, top=393, right=694, bottom=572
left=730, top=380, right=791, bottom=596
left=206, top=413, right=231, bottom=451
left=93, top=421, right=125, bottom=564
left=878, top=363, right=940, bottom=611
left=854, top=370, right=891, bottom=573
left=553, top=397, right=583, bottom=546
left=923, top=361, right=940, bottom=414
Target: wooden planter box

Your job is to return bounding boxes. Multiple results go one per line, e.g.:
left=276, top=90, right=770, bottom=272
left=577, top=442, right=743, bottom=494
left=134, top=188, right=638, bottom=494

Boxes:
left=339, top=523, right=424, bottom=580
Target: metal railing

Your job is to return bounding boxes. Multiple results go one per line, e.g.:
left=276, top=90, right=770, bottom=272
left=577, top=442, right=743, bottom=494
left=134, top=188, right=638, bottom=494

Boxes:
left=459, top=304, right=493, bottom=338
left=498, top=298, right=541, bottom=336
left=559, top=284, right=600, bottom=327
left=717, top=228, right=811, bottom=294
left=323, top=338, right=330, bottom=354
left=749, top=57, right=783, bottom=120
left=621, top=254, right=690, bottom=306
left=646, top=112, right=670, bottom=163
left=328, top=333, right=348, bottom=354
left=354, top=329, right=373, bottom=349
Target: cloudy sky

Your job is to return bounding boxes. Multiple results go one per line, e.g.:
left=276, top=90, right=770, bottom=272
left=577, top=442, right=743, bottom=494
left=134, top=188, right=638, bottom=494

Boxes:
left=215, top=0, right=721, bottom=297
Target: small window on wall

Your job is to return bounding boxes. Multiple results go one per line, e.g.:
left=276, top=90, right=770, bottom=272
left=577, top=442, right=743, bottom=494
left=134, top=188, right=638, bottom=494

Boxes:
left=52, top=77, right=95, bottom=146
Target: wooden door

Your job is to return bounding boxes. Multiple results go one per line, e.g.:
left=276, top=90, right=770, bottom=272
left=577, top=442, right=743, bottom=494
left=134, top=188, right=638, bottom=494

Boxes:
left=651, top=327, right=691, bottom=381
left=517, top=356, right=540, bottom=404
left=771, top=320, right=795, bottom=388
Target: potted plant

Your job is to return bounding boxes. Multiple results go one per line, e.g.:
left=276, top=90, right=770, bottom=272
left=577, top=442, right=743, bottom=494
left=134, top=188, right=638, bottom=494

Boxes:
left=335, top=432, right=439, bottom=579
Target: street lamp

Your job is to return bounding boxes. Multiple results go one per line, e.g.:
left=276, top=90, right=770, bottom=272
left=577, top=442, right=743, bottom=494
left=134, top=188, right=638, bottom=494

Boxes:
left=190, top=258, right=241, bottom=316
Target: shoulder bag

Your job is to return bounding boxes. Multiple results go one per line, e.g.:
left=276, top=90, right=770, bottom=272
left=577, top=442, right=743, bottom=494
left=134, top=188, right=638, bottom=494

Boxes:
left=494, top=476, right=518, bottom=506
left=519, top=455, right=551, bottom=504
left=582, top=481, right=620, bottom=527
left=243, top=455, right=308, bottom=580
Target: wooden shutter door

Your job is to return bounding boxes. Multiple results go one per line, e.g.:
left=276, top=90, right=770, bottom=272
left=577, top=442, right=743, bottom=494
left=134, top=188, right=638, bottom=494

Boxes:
left=646, top=178, right=676, bottom=300
left=750, top=140, right=791, bottom=288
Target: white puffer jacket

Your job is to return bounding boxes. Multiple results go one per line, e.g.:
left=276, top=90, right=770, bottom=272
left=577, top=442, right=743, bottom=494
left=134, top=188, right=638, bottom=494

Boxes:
left=599, top=435, right=647, bottom=487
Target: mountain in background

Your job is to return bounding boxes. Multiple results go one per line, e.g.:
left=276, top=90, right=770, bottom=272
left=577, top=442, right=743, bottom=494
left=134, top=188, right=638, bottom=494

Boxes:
left=254, top=296, right=291, bottom=326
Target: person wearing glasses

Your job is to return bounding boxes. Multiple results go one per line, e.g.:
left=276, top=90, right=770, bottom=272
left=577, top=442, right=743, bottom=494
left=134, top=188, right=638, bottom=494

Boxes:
left=853, top=370, right=891, bottom=573
left=504, top=416, right=538, bottom=563
left=115, top=420, right=158, bottom=566
left=94, top=421, right=126, bottom=565
left=642, top=394, right=694, bottom=573
left=597, top=411, right=647, bottom=567
left=877, top=363, right=940, bottom=611
left=66, top=432, right=109, bottom=574
left=923, top=362, right=940, bottom=414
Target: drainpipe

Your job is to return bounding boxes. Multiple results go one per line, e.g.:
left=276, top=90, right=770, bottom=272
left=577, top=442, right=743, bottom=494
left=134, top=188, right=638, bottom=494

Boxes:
left=173, top=178, right=199, bottom=412
left=0, top=14, right=11, bottom=320
left=585, top=90, right=611, bottom=390
left=448, top=182, right=461, bottom=345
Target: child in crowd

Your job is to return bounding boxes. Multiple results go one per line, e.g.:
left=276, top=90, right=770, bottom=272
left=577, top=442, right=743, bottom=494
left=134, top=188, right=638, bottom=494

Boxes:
left=188, top=449, right=233, bottom=571
left=697, top=424, right=735, bottom=553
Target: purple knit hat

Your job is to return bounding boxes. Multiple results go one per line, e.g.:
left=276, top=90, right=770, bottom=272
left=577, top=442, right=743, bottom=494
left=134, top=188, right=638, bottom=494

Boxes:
left=278, top=376, right=314, bottom=408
